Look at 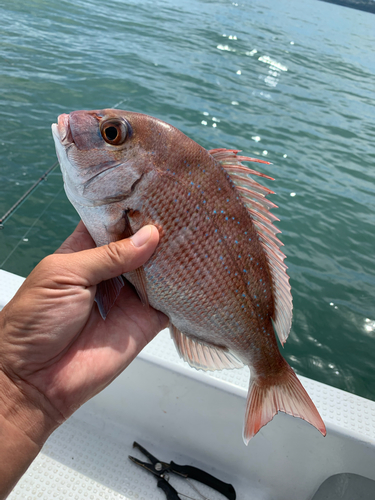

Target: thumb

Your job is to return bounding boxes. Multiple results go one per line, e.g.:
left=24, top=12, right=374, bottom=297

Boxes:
left=63, top=225, right=160, bottom=287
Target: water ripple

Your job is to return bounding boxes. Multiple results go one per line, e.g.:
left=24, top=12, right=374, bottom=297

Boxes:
left=0, top=0, right=374, bottom=401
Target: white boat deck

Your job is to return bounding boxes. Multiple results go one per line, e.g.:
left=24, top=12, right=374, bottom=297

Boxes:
left=1, top=269, right=375, bottom=500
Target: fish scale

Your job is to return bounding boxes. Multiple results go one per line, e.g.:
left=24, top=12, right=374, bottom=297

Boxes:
left=52, top=109, right=326, bottom=443
left=139, top=172, right=262, bottom=344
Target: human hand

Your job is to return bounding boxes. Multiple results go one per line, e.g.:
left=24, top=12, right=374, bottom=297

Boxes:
left=0, top=221, right=168, bottom=440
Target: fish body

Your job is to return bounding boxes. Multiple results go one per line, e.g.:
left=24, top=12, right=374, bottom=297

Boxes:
left=52, top=109, right=326, bottom=443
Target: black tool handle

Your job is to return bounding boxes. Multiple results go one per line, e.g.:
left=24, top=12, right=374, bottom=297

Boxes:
left=157, top=478, right=181, bottom=500
left=170, top=461, right=236, bottom=500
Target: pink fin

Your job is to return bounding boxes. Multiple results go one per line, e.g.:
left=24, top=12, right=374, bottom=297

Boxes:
left=211, top=148, right=292, bottom=346
left=244, top=362, right=326, bottom=444
left=170, top=324, right=244, bottom=371
left=209, top=148, right=272, bottom=174
left=131, top=266, right=149, bottom=307
left=122, top=211, right=149, bottom=307
left=95, top=275, right=124, bottom=320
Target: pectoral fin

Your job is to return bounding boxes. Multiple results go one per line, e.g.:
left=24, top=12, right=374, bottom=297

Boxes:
left=123, top=210, right=150, bottom=307
left=129, top=266, right=149, bottom=307
left=95, top=275, right=124, bottom=320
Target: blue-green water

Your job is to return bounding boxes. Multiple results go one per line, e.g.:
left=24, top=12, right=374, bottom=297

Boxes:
left=0, top=0, right=374, bottom=400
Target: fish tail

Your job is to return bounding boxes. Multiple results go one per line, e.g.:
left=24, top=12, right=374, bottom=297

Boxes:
left=243, top=361, right=326, bottom=444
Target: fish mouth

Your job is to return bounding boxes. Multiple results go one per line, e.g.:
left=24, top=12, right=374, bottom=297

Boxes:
left=52, top=114, right=73, bottom=146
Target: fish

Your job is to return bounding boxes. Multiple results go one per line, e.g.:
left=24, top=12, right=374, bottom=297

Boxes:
left=51, top=109, right=326, bottom=443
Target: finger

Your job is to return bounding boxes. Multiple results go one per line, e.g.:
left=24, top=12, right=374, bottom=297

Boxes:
left=55, top=221, right=96, bottom=255
left=60, top=225, right=159, bottom=287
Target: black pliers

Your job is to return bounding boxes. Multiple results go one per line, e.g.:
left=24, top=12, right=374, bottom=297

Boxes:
left=129, top=441, right=236, bottom=500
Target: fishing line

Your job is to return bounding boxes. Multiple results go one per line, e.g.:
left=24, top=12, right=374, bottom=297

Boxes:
left=0, top=161, right=59, bottom=228
left=0, top=186, right=64, bottom=269
left=1, top=99, right=125, bottom=228
left=112, top=98, right=128, bottom=109
left=176, top=491, right=208, bottom=500
left=177, top=494, right=204, bottom=500
left=172, top=478, right=210, bottom=500
left=183, top=478, right=210, bottom=500
left=0, top=100, right=125, bottom=266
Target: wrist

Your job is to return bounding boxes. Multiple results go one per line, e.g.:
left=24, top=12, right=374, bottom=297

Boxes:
left=0, top=303, right=65, bottom=444
left=0, top=368, right=63, bottom=445
left=0, top=369, right=64, bottom=498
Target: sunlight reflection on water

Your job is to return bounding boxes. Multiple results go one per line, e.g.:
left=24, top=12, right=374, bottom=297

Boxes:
left=0, top=0, right=374, bottom=400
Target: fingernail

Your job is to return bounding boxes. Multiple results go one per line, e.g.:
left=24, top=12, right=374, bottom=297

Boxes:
left=131, top=226, right=152, bottom=247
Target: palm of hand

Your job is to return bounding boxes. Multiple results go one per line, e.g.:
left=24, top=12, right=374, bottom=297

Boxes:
left=0, top=222, right=167, bottom=419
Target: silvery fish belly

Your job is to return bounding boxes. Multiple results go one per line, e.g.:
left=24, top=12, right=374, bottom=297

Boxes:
left=52, top=109, right=326, bottom=443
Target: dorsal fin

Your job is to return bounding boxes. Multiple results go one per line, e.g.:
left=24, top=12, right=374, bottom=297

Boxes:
left=209, top=148, right=292, bottom=346
left=170, top=324, right=244, bottom=371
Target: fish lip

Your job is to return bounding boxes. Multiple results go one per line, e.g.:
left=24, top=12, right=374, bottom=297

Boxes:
left=53, top=113, right=73, bottom=146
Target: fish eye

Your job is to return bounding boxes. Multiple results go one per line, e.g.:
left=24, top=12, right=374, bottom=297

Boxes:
left=100, top=118, right=129, bottom=145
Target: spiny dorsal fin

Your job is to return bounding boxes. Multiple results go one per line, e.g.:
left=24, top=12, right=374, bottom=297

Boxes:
left=170, top=323, right=244, bottom=371
left=209, top=148, right=292, bottom=346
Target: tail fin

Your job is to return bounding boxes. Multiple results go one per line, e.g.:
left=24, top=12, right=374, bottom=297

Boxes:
left=243, top=362, right=326, bottom=444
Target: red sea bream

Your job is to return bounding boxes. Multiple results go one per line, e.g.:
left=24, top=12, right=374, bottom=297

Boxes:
left=52, top=109, right=326, bottom=443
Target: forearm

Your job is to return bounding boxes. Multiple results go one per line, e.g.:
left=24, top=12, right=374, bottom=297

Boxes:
left=0, top=370, right=62, bottom=499
left=0, top=413, right=41, bottom=498
left=0, top=224, right=166, bottom=498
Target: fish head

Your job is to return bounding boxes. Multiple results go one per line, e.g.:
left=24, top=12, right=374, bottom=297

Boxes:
left=51, top=109, right=174, bottom=208
left=51, top=109, right=186, bottom=244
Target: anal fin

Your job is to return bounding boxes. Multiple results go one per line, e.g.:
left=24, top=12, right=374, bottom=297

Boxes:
left=170, top=324, right=243, bottom=371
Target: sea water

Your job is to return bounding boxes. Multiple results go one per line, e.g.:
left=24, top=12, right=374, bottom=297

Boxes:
left=0, top=0, right=374, bottom=400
